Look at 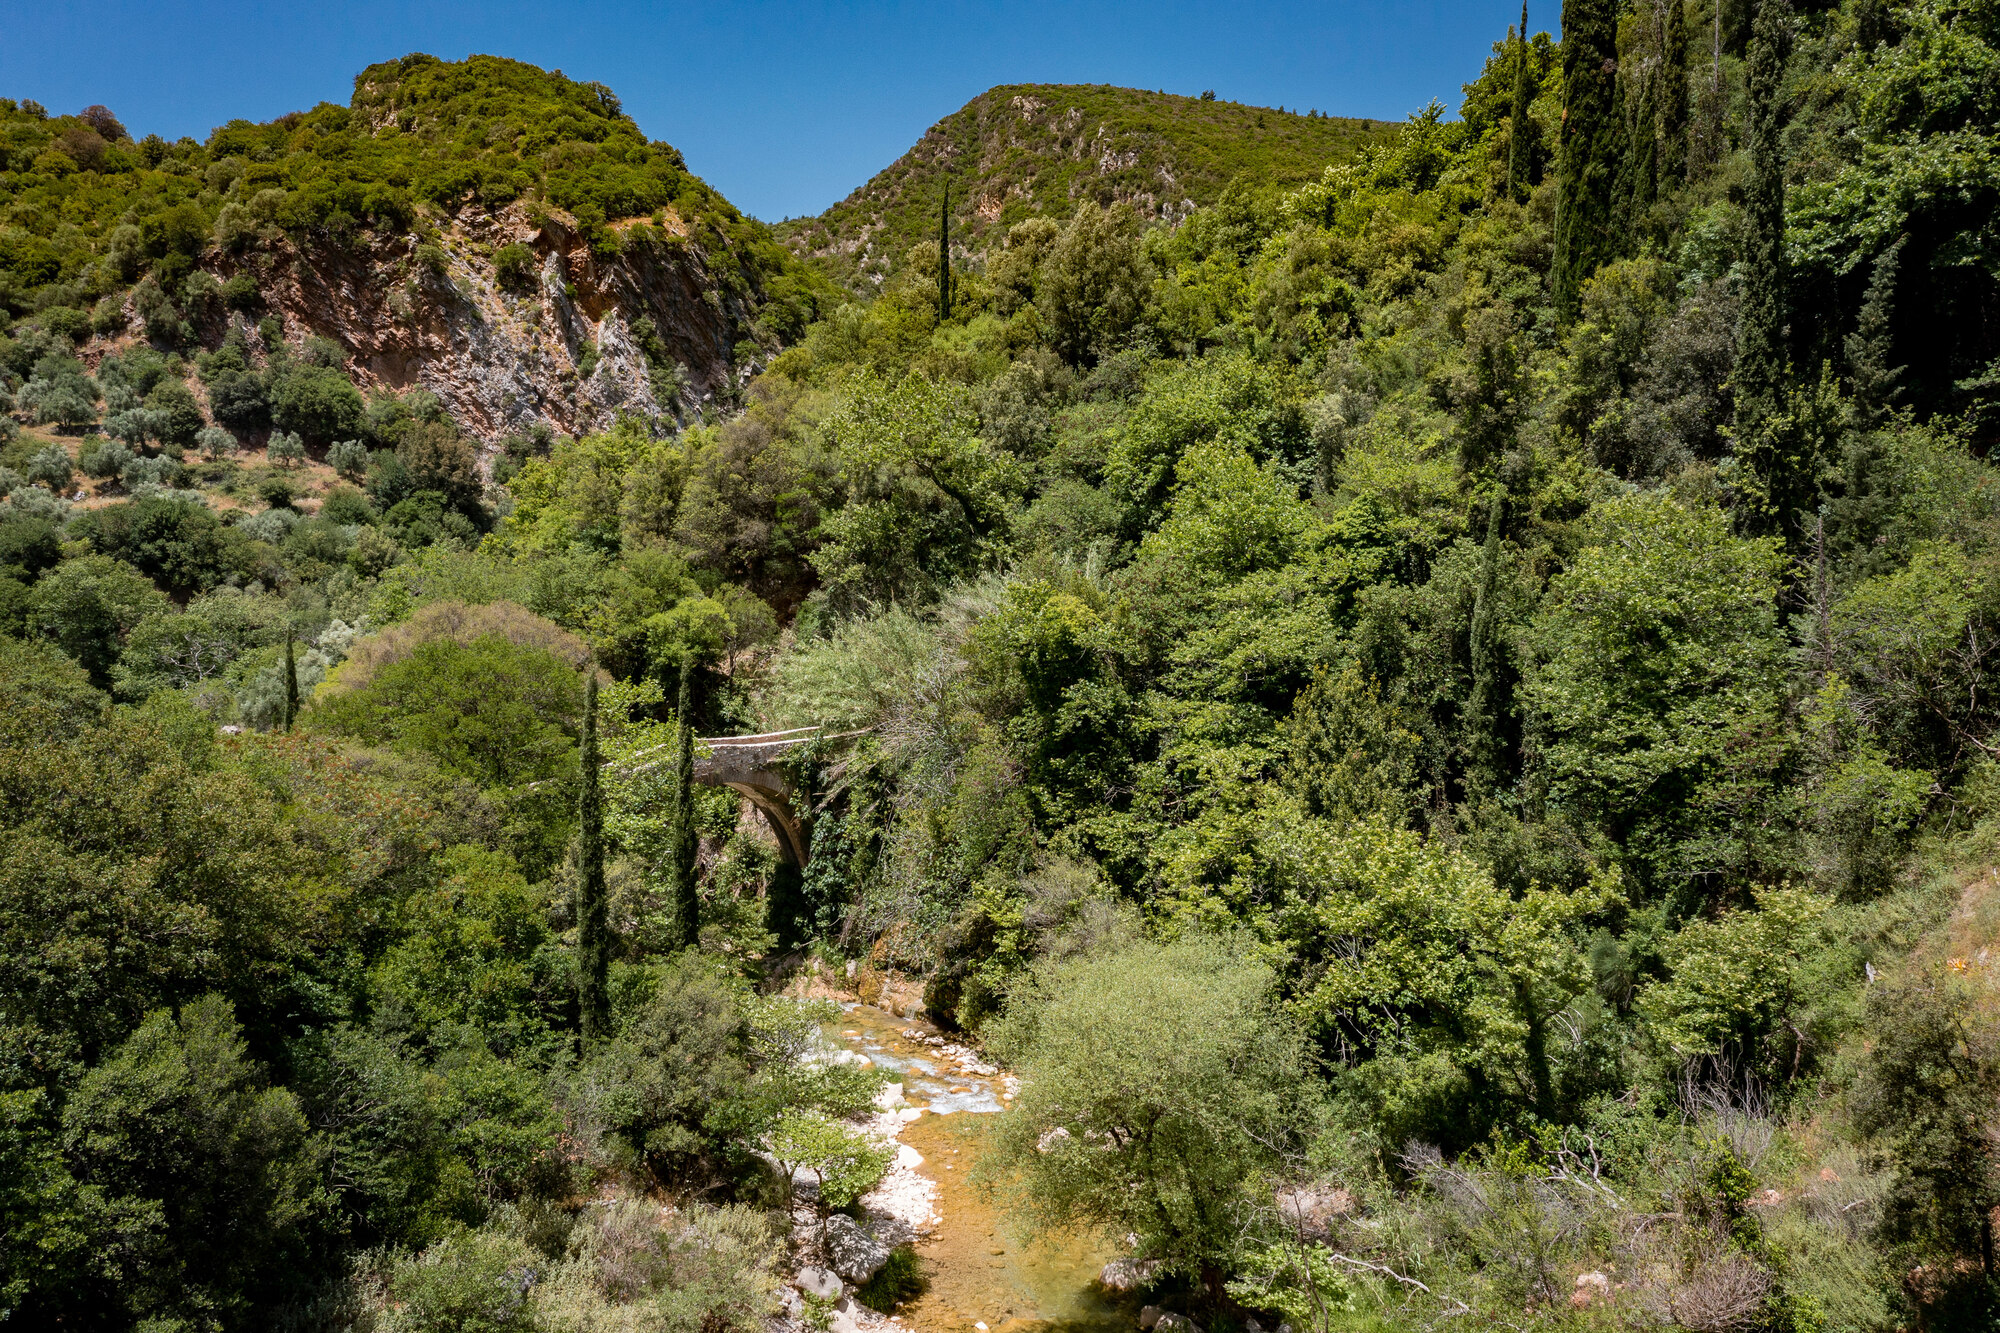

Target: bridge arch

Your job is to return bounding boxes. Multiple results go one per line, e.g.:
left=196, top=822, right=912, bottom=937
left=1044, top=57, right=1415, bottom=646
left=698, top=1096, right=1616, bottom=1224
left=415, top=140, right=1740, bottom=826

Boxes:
left=691, top=728, right=821, bottom=866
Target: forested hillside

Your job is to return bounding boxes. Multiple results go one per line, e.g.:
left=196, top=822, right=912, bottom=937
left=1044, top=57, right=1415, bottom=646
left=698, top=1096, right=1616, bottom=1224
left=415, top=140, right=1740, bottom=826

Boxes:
left=775, top=84, right=1394, bottom=291
left=0, top=54, right=838, bottom=439
left=9, top=1, right=2000, bottom=1331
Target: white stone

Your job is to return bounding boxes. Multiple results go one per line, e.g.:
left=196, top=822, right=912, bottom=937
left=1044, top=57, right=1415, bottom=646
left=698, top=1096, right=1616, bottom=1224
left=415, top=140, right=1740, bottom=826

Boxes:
left=824, top=1213, right=894, bottom=1284
left=795, top=1266, right=842, bottom=1300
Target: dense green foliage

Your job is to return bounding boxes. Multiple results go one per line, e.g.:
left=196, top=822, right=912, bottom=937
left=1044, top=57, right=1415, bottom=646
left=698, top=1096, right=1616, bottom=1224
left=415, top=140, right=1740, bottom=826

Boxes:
left=776, top=83, right=1396, bottom=291
left=11, top=3, right=2000, bottom=1330
left=0, top=54, right=828, bottom=357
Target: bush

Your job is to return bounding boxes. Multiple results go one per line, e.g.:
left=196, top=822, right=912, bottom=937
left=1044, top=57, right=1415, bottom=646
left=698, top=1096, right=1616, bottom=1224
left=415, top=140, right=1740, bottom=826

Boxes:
left=60, top=995, right=322, bottom=1328
left=208, top=370, right=270, bottom=433
left=145, top=380, right=205, bottom=449
left=855, top=1246, right=927, bottom=1312
left=221, top=273, right=260, bottom=310
left=269, top=363, right=363, bottom=445
left=988, top=934, right=1311, bottom=1282
left=319, top=484, right=376, bottom=525
left=68, top=496, right=251, bottom=601
left=386, top=1229, right=541, bottom=1333
left=493, top=242, right=538, bottom=293
left=311, top=632, right=582, bottom=789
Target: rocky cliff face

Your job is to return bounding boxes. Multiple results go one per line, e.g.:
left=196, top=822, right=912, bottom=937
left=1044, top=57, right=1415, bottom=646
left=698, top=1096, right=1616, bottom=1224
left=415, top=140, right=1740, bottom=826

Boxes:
left=245, top=203, right=755, bottom=441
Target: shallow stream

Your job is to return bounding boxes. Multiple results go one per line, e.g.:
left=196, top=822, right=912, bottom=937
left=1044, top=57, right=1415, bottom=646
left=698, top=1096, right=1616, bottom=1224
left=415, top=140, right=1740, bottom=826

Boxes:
left=823, top=1004, right=1130, bottom=1333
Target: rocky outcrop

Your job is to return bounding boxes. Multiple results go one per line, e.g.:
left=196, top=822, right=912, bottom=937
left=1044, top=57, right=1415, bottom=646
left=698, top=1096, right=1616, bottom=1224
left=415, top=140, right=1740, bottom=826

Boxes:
left=239, top=202, right=755, bottom=442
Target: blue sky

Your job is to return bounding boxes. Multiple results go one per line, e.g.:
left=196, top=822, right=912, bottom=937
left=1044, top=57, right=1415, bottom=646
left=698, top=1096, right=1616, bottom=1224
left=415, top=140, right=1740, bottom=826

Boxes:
left=1, top=0, right=1533, bottom=222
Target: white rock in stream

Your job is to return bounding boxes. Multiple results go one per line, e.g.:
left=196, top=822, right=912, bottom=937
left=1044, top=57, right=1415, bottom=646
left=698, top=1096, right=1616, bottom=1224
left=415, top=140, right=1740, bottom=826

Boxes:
left=896, top=1145, right=923, bottom=1169
left=824, top=1214, right=894, bottom=1284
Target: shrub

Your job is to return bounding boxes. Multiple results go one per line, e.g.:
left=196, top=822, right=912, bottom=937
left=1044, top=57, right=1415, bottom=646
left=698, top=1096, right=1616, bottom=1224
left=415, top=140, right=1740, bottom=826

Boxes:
left=493, top=242, right=538, bottom=293
left=311, top=632, right=583, bottom=789
left=386, top=1229, right=541, bottom=1333
left=855, top=1246, right=927, bottom=1312
left=69, top=495, right=249, bottom=601
left=988, top=934, right=1311, bottom=1282
left=145, top=380, right=205, bottom=449
left=319, top=484, right=376, bottom=525
left=221, top=273, right=260, bottom=310
left=269, top=363, right=363, bottom=445
left=208, top=371, right=270, bottom=433
left=324, top=599, right=590, bottom=696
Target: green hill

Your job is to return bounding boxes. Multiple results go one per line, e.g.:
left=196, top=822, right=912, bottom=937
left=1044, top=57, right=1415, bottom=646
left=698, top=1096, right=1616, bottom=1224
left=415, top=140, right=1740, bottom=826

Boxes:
left=775, top=83, right=1395, bottom=291
left=0, top=54, right=832, bottom=368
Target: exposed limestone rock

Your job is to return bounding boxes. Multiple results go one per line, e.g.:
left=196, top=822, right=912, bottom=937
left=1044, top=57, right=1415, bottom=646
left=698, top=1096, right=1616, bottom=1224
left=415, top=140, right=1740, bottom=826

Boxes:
left=237, top=202, right=750, bottom=443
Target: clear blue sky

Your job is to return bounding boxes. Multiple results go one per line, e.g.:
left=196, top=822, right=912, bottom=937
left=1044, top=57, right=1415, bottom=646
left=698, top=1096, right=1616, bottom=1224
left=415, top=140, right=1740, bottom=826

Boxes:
left=0, top=0, right=1534, bottom=222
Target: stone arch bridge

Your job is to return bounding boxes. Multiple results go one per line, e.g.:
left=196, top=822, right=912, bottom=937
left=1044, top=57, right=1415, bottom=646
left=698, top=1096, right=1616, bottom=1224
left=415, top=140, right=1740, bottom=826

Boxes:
left=689, top=727, right=854, bottom=867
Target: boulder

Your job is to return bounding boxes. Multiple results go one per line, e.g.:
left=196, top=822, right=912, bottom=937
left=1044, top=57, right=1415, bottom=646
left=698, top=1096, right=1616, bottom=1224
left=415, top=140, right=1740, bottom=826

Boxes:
left=795, top=1266, right=842, bottom=1300
left=1099, top=1258, right=1163, bottom=1291
left=1139, top=1306, right=1164, bottom=1329
left=1156, top=1315, right=1201, bottom=1333
left=824, top=1213, right=894, bottom=1284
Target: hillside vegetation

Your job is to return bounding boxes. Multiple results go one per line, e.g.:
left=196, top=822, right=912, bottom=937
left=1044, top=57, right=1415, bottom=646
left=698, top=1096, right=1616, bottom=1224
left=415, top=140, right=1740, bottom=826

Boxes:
left=0, top=54, right=838, bottom=445
left=776, top=83, right=1397, bottom=290
left=11, top=2, right=2000, bottom=1332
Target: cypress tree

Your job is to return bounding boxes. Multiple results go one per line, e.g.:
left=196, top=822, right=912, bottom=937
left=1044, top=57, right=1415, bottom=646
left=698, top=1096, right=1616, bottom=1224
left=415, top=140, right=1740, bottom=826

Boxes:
left=577, top=666, right=610, bottom=1042
left=1507, top=3, right=1534, bottom=200
left=1553, top=0, right=1622, bottom=320
left=667, top=658, right=699, bottom=951
left=1658, top=0, right=1691, bottom=188
left=1847, top=238, right=1904, bottom=426
left=937, top=183, right=953, bottom=321
left=1735, top=0, right=1792, bottom=443
left=282, top=633, right=299, bottom=733
left=1617, top=56, right=1658, bottom=227
left=1464, top=487, right=1508, bottom=793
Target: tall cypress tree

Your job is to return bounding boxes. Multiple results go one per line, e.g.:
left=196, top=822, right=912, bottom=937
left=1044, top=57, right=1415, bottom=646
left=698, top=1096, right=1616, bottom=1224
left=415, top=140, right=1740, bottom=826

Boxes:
left=1617, top=57, right=1658, bottom=226
left=1847, top=239, right=1905, bottom=426
left=1507, top=3, right=1534, bottom=200
left=1553, top=0, right=1622, bottom=320
left=282, top=633, right=299, bottom=733
left=577, top=666, right=610, bottom=1042
left=667, top=658, right=699, bottom=951
left=1735, top=0, right=1792, bottom=444
left=937, top=183, right=953, bottom=321
left=1658, top=0, right=1691, bottom=188
left=1464, top=487, right=1508, bottom=794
